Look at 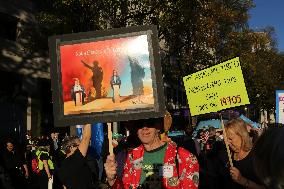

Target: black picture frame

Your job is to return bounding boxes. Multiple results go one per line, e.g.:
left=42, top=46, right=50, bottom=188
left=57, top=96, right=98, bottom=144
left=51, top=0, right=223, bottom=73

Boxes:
left=49, top=25, right=166, bottom=127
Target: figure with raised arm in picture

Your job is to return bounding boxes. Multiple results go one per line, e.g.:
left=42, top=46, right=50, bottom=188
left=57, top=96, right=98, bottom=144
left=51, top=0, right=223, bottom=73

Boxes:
left=81, top=60, right=104, bottom=99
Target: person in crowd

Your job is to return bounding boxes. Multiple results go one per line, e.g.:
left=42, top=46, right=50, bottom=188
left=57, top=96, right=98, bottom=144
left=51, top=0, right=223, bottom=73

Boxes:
left=1, top=140, right=29, bottom=189
left=104, top=117, right=199, bottom=189
left=180, top=126, right=198, bottom=157
left=197, top=125, right=228, bottom=189
left=50, top=132, right=60, bottom=152
left=253, top=127, right=284, bottom=189
left=26, top=143, right=40, bottom=189
left=58, top=124, right=94, bottom=189
left=114, top=121, right=141, bottom=181
left=51, top=148, right=66, bottom=189
left=85, top=141, right=100, bottom=188
left=49, top=132, right=62, bottom=166
left=215, top=129, right=223, bottom=141
left=48, top=132, right=65, bottom=189
left=205, top=126, right=217, bottom=151
left=55, top=148, right=66, bottom=169
left=198, top=128, right=209, bottom=152
left=244, top=124, right=259, bottom=145
left=37, top=143, right=54, bottom=189
left=225, top=118, right=265, bottom=189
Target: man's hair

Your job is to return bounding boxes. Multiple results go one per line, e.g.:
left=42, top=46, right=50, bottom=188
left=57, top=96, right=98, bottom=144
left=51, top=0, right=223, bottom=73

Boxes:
left=225, top=118, right=252, bottom=152
left=208, top=126, right=216, bottom=132
left=6, top=140, right=14, bottom=145
left=38, top=145, right=49, bottom=152
left=62, top=136, right=80, bottom=154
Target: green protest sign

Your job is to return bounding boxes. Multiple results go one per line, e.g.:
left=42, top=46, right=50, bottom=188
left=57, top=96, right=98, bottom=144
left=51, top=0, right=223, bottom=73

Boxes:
left=183, top=57, right=250, bottom=116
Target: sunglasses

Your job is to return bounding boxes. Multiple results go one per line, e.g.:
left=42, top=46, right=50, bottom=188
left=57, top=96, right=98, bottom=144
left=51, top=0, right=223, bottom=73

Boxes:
left=137, top=122, right=162, bottom=130
left=136, top=124, right=154, bottom=129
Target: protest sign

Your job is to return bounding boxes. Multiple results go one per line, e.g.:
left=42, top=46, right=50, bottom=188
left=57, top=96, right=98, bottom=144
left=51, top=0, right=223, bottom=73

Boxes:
left=183, top=57, right=250, bottom=116
left=49, top=25, right=165, bottom=127
left=276, top=90, right=284, bottom=124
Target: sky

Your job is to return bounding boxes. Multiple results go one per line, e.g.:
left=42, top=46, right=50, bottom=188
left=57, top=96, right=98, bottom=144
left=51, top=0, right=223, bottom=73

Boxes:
left=248, top=0, right=284, bottom=52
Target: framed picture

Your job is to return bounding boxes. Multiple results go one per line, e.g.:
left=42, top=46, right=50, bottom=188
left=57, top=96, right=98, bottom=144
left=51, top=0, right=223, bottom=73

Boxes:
left=49, top=25, right=166, bottom=127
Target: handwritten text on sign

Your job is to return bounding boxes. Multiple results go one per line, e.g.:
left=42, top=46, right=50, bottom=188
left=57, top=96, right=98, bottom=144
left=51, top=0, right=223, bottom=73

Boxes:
left=183, top=57, right=250, bottom=116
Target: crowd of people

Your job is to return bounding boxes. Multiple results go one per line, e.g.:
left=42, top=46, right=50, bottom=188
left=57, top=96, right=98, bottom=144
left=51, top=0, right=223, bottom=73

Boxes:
left=0, top=132, right=66, bottom=189
left=0, top=116, right=283, bottom=189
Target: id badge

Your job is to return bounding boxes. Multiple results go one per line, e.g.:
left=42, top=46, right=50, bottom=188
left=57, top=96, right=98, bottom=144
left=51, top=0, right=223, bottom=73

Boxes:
left=159, top=165, right=173, bottom=178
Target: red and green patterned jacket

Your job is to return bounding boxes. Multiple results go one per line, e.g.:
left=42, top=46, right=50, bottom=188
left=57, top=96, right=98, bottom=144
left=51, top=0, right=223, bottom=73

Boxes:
left=112, top=141, right=199, bottom=189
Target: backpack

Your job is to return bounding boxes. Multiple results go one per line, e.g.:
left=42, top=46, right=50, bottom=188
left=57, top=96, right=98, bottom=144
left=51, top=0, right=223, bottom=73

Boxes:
left=31, top=151, right=42, bottom=174
left=31, top=158, right=40, bottom=174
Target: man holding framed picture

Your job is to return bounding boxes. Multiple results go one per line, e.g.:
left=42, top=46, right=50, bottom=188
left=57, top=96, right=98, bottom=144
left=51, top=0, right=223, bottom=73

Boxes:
left=104, top=118, right=199, bottom=189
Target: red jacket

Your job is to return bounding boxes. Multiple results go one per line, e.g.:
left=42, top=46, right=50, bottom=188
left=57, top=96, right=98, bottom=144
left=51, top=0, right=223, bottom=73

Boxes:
left=112, top=141, right=199, bottom=189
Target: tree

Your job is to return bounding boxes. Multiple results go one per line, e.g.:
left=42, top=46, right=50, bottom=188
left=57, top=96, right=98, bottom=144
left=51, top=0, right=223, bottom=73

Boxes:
left=157, top=0, right=255, bottom=80
left=220, top=26, right=284, bottom=116
left=31, top=0, right=284, bottom=118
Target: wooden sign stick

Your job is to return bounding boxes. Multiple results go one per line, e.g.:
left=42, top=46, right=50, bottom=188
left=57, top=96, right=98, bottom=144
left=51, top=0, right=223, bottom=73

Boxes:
left=107, top=122, right=113, bottom=155
left=220, top=115, right=234, bottom=167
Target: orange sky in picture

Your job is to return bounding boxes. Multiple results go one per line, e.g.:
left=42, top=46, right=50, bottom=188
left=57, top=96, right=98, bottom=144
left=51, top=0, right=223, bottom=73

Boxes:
left=60, top=37, right=131, bottom=101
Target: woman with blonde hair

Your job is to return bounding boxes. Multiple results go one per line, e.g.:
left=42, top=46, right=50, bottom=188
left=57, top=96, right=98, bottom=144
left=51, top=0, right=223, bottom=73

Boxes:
left=225, top=118, right=264, bottom=189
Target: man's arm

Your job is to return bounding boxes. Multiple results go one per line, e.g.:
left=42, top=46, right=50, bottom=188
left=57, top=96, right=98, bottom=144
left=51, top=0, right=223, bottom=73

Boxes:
left=82, top=86, right=86, bottom=97
left=20, top=151, right=29, bottom=178
left=179, top=149, right=199, bottom=189
left=81, top=60, right=92, bottom=69
left=70, top=87, right=74, bottom=99
left=110, top=76, right=114, bottom=86
left=104, top=154, right=126, bottom=188
left=78, top=124, right=91, bottom=157
left=43, top=160, right=52, bottom=179
left=99, top=67, right=103, bottom=74
left=117, top=76, right=121, bottom=85
left=23, top=164, right=29, bottom=178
